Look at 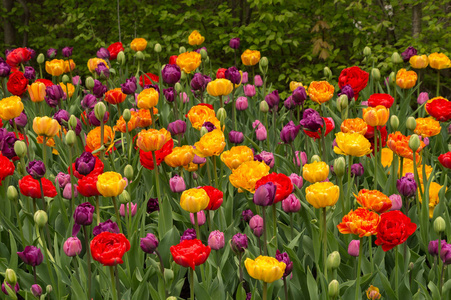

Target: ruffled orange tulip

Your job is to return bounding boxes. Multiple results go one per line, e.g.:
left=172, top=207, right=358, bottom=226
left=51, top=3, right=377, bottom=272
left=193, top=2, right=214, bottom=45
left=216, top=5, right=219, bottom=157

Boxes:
left=354, top=189, right=392, bottom=213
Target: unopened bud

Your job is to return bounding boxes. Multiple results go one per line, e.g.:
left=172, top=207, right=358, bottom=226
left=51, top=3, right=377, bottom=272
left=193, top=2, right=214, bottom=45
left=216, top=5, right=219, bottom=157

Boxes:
left=205, top=56, right=210, bottom=64
left=311, top=155, right=321, bottom=163
left=62, top=75, right=70, bottom=84
left=328, top=280, right=339, bottom=298
left=406, top=117, right=416, bottom=131
left=117, top=51, right=125, bottom=65
left=119, top=190, right=130, bottom=204
left=65, top=130, right=76, bottom=146
left=200, top=49, right=207, bottom=60
left=174, top=82, right=183, bottom=93
left=164, top=269, right=174, bottom=283
left=333, top=157, right=346, bottom=178
left=200, top=127, right=208, bottom=137
left=259, top=100, right=269, bottom=113
left=337, top=95, right=348, bottom=112
left=154, top=43, right=162, bottom=53
left=46, top=285, right=52, bottom=294
left=371, top=68, right=380, bottom=81
left=14, top=140, right=27, bottom=157
left=434, top=217, right=446, bottom=234
left=34, top=210, right=48, bottom=228
left=179, top=46, right=186, bottom=54
left=323, top=67, right=332, bottom=79
left=390, top=115, right=399, bottom=131
left=259, top=57, right=268, bottom=67
left=85, top=77, right=95, bottom=90
left=408, top=134, right=420, bottom=152
left=166, top=297, right=177, bottom=300
left=391, top=52, right=403, bottom=64
left=124, top=165, right=133, bottom=181
left=326, top=251, right=341, bottom=270
left=68, top=115, right=77, bottom=131
left=123, top=109, right=131, bottom=122
left=5, top=269, right=17, bottom=286
left=94, top=102, right=107, bottom=122
left=37, top=53, right=45, bottom=64
left=136, top=51, right=144, bottom=61
left=363, top=46, right=372, bottom=57
left=180, top=71, right=187, bottom=81
left=217, top=108, right=227, bottom=127
left=388, top=72, right=395, bottom=86
left=7, top=186, right=18, bottom=202
left=409, top=262, right=414, bottom=271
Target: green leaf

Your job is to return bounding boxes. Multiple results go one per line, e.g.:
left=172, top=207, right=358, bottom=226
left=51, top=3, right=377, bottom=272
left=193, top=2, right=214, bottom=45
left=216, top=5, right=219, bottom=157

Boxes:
left=306, top=267, right=319, bottom=300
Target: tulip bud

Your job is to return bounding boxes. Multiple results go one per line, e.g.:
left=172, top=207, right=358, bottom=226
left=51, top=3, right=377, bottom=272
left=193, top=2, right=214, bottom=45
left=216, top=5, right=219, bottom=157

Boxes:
left=200, top=126, right=208, bottom=137
left=337, top=95, right=348, bottom=112
left=166, top=297, right=177, bottom=300
left=136, top=51, right=144, bottom=61
left=5, top=269, right=17, bottom=286
left=94, top=102, right=107, bottom=122
left=62, top=75, right=70, bottom=84
left=179, top=46, right=186, bottom=54
left=371, top=68, right=380, bottom=81
left=363, top=46, right=372, bottom=57
left=388, top=72, right=395, bottom=86
left=46, top=285, right=52, bottom=294
left=124, top=165, right=133, bottom=181
left=434, top=217, right=446, bottom=234
left=37, top=53, right=45, bottom=64
left=119, top=190, right=131, bottom=204
left=326, top=251, right=341, bottom=270
left=31, top=284, right=43, bottom=298
left=154, top=43, right=162, bottom=53
left=174, top=82, right=183, bottom=93
left=328, top=280, right=339, bottom=298
left=260, top=57, right=268, bottom=67
left=406, top=117, right=416, bottom=131
left=323, top=66, right=332, bottom=79
left=14, top=140, right=27, bottom=158
left=85, top=76, right=95, bottom=90
left=217, top=108, right=227, bottom=127
left=68, top=115, right=77, bottom=131
left=7, top=186, right=18, bottom=202
left=333, top=157, right=346, bottom=178
left=200, top=49, right=207, bottom=60
left=65, top=130, right=76, bottom=146
left=164, top=269, right=174, bottom=283
left=390, top=115, right=399, bottom=131
left=34, top=210, right=48, bottom=228
left=109, top=68, right=117, bottom=75
left=408, top=134, right=420, bottom=152
left=310, top=155, right=321, bottom=163
left=409, top=262, right=414, bottom=271
left=117, top=51, right=126, bottom=65
left=205, top=56, right=210, bottom=64
left=348, top=240, right=360, bottom=257
left=259, top=100, right=269, bottom=113
left=391, top=52, right=403, bottom=64
left=123, top=109, right=131, bottom=122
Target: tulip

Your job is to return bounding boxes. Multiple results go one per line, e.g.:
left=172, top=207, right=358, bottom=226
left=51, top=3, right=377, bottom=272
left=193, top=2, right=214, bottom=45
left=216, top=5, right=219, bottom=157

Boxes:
left=254, top=151, right=275, bottom=168
left=231, top=233, right=248, bottom=254
left=1, top=282, right=19, bottom=295
left=176, top=51, right=202, bottom=73
left=241, top=49, right=261, bottom=66
left=241, top=209, right=254, bottom=223
left=244, top=256, right=286, bottom=283
left=31, top=284, right=43, bottom=297
left=348, top=240, right=360, bottom=257
left=207, top=78, right=233, bottom=97
left=253, top=182, right=276, bottom=206
left=292, top=86, right=307, bottom=105
left=45, top=84, right=65, bottom=107
left=169, top=175, right=186, bottom=193
left=401, top=46, right=417, bottom=62
left=137, top=88, right=159, bottom=109
left=188, top=30, right=205, bottom=46
left=168, top=120, right=187, bottom=137
left=305, top=182, right=340, bottom=209
left=351, top=163, right=364, bottom=177
left=0, top=96, right=24, bottom=121
left=249, top=215, right=264, bottom=237
left=440, top=243, right=451, bottom=265
left=96, top=172, right=127, bottom=198
left=255, top=122, right=267, bottom=141
left=180, top=188, right=209, bottom=213
left=63, top=237, right=82, bottom=257
left=75, top=152, right=96, bottom=175
left=190, top=211, right=206, bottom=226
left=428, top=239, right=446, bottom=256
left=95, top=62, right=110, bottom=78
left=140, top=233, right=159, bottom=254
left=229, top=130, right=244, bottom=144
left=303, top=161, right=329, bottom=183
left=410, top=55, right=429, bottom=69
left=0, top=62, right=11, bottom=77
left=428, top=53, right=451, bottom=70
left=27, top=81, right=46, bottom=102
left=288, top=173, right=303, bottom=189
left=162, top=64, right=181, bottom=85
left=229, top=38, right=240, bottom=49
left=17, top=245, right=43, bottom=266
left=396, top=173, right=417, bottom=198
left=120, top=202, right=137, bottom=217
left=293, top=151, right=308, bottom=167
left=92, top=219, right=120, bottom=236
left=281, top=194, right=301, bottom=213
left=208, top=230, right=225, bottom=250
left=26, top=160, right=46, bottom=179
left=265, top=90, right=279, bottom=109
left=389, top=194, right=402, bottom=211
left=190, top=73, right=211, bottom=91
left=97, top=47, right=110, bottom=59
left=280, top=121, right=300, bottom=143
left=362, top=105, right=389, bottom=127
left=32, top=116, right=60, bottom=137
left=24, top=66, right=36, bottom=80
left=136, top=128, right=172, bottom=152
left=300, top=108, right=323, bottom=132
left=236, top=96, right=248, bottom=110
left=254, top=75, right=263, bottom=86
left=180, top=228, right=197, bottom=242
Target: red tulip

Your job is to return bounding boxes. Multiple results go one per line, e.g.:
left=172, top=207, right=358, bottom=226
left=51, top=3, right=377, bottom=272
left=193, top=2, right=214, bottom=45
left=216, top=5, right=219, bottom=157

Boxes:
left=90, top=232, right=130, bottom=266
left=19, top=175, right=57, bottom=198
left=375, top=210, right=416, bottom=251
left=198, top=186, right=223, bottom=210
left=77, top=175, right=101, bottom=197
left=170, top=239, right=211, bottom=270
left=438, top=152, right=451, bottom=169
left=255, top=172, right=293, bottom=203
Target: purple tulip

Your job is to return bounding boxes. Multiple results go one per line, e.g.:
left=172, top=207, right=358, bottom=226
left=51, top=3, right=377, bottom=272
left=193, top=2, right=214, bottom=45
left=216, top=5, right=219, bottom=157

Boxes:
left=169, top=175, right=186, bottom=193
left=208, top=230, right=225, bottom=250
left=97, top=47, right=110, bottom=59
left=88, top=110, right=108, bottom=126
left=225, top=66, right=241, bottom=85
left=202, top=121, right=216, bottom=132
left=120, top=203, right=137, bottom=217
left=27, top=48, right=36, bottom=59
left=147, top=198, right=159, bottom=214
left=26, top=160, right=46, bottom=179
left=441, top=243, right=451, bottom=265
left=95, top=62, right=110, bottom=78
left=92, top=80, right=107, bottom=98
left=254, top=151, right=275, bottom=168
left=53, top=109, right=70, bottom=125
left=45, top=84, right=65, bottom=107
left=265, top=90, right=280, bottom=109
left=0, top=62, right=11, bottom=77
left=47, top=48, right=57, bottom=58
left=168, top=120, right=187, bottom=137
left=63, top=184, right=78, bottom=199
left=180, top=228, right=197, bottom=242
left=243, top=84, right=256, bottom=97
left=231, top=233, right=248, bottom=254
left=121, top=77, right=137, bottom=95
left=81, top=94, right=98, bottom=111
left=236, top=96, right=248, bottom=110
left=1, top=282, right=19, bottom=295
left=253, top=121, right=267, bottom=141
left=338, top=84, right=354, bottom=100
left=162, top=64, right=181, bottom=85
left=24, top=66, right=36, bottom=80
left=241, top=72, right=248, bottom=84
left=55, top=172, right=71, bottom=188
left=93, top=219, right=120, bottom=236
left=289, top=173, right=303, bottom=189
left=280, top=121, right=301, bottom=144
left=396, top=173, right=417, bottom=198
left=429, top=239, right=446, bottom=256
left=275, top=250, right=293, bottom=278
left=75, top=152, right=96, bottom=175
left=401, top=46, right=418, bottom=62
left=348, top=240, right=360, bottom=257
left=292, top=86, right=307, bottom=105
left=0, top=129, right=17, bottom=159
left=72, top=202, right=95, bottom=236
left=253, top=182, right=277, bottom=206
left=72, top=76, right=81, bottom=85
left=140, top=233, right=159, bottom=254
left=193, top=153, right=207, bottom=164
left=284, top=96, right=296, bottom=110
left=229, top=38, right=240, bottom=49
left=62, top=47, right=73, bottom=57
left=9, top=111, right=27, bottom=129
left=282, top=194, right=301, bottom=213
left=249, top=215, right=263, bottom=237
left=300, top=108, right=323, bottom=132
left=229, top=131, right=244, bottom=144
left=191, top=73, right=211, bottom=91
left=31, top=284, right=42, bottom=297
left=17, top=245, right=43, bottom=266
left=63, top=237, right=82, bottom=257
left=351, top=163, right=364, bottom=177
left=241, top=209, right=254, bottom=223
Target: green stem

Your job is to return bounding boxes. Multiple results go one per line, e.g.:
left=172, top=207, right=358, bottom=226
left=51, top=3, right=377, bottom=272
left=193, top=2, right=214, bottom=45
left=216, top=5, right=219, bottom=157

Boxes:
left=110, top=266, right=118, bottom=300
left=190, top=267, right=195, bottom=300
left=322, top=207, right=328, bottom=282
left=265, top=113, right=270, bottom=151
left=95, top=196, right=100, bottom=225
left=194, top=212, right=200, bottom=240
left=436, top=70, right=440, bottom=97
left=369, top=235, right=374, bottom=274
left=14, top=201, right=26, bottom=247
left=155, top=250, right=167, bottom=298
left=283, top=277, right=288, bottom=300
left=206, top=156, right=212, bottom=185
left=272, top=204, right=278, bottom=251
left=346, top=155, right=353, bottom=212
left=152, top=151, right=162, bottom=203
left=262, top=206, right=268, bottom=255
left=84, top=226, right=92, bottom=299
left=68, top=145, right=75, bottom=216
left=395, top=245, right=399, bottom=299
left=355, top=238, right=362, bottom=300
left=40, top=227, right=57, bottom=298
left=412, top=152, right=423, bottom=205
left=263, top=282, right=268, bottom=300
left=238, top=252, right=243, bottom=283
left=100, top=119, right=105, bottom=161
left=212, top=156, right=219, bottom=188
left=112, top=196, right=123, bottom=233
left=290, top=214, right=294, bottom=240
left=232, top=87, right=237, bottom=131
left=338, top=176, right=344, bottom=215
left=42, top=137, right=47, bottom=171
left=373, top=128, right=378, bottom=190
left=272, top=111, right=277, bottom=152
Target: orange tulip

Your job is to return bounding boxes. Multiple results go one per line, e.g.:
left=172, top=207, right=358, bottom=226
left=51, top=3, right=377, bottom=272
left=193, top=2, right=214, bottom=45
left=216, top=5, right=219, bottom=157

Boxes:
left=354, top=189, right=392, bottom=213
left=337, top=207, right=380, bottom=237
left=362, top=105, right=389, bottom=127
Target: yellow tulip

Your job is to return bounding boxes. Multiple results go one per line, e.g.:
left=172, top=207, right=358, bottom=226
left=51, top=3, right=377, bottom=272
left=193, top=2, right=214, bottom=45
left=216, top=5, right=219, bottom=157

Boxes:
left=96, top=172, right=127, bottom=197
left=241, top=49, right=261, bottom=66
left=164, top=146, right=194, bottom=168
left=187, top=105, right=216, bottom=130
left=193, top=129, right=226, bottom=157
left=137, top=88, right=159, bottom=109
left=87, top=58, right=109, bottom=73
left=229, top=161, right=270, bottom=193
left=334, top=132, right=372, bottom=157
left=289, top=81, right=307, bottom=93
left=130, top=38, right=148, bottom=51
left=362, top=105, right=389, bottom=127
left=45, top=59, right=65, bottom=76
left=207, top=79, right=233, bottom=97
left=303, top=161, right=329, bottom=183
left=220, top=146, right=254, bottom=170
left=27, top=82, right=46, bottom=102
left=188, top=30, right=205, bottom=46
left=414, top=117, right=441, bottom=137
left=180, top=188, right=209, bottom=213
left=381, top=148, right=394, bottom=168
left=136, top=128, right=172, bottom=152
left=63, top=59, right=76, bottom=73
left=418, top=182, right=447, bottom=218
left=0, top=96, right=24, bottom=120
left=32, top=116, right=60, bottom=137
left=59, top=83, right=75, bottom=98
left=305, top=182, right=340, bottom=209
left=428, top=53, right=451, bottom=70
left=176, top=52, right=202, bottom=73
left=409, top=55, right=428, bottom=69
left=244, top=256, right=286, bottom=283
left=400, top=159, right=432, bottom=184
left=308, top=81, right=334, bottom=104
left=340, top=118, right=367, bottom=135
left=396, top=68, right=417, bottom=89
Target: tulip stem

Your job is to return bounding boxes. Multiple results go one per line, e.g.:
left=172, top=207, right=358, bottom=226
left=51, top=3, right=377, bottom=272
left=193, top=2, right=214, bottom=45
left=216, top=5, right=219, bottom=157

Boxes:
left=112, top=196, right=123, bottom=233
left=155, top=250, right=167, bottom=298
left=14, top=201, right=26, bottom=247
left=39, top=179, right=53, bottom=257
left=262, top=206, right=268, bottom=255
left=440, top=259, right=445, bottom=297
left=283, top=277, right=288, bottom=300
left=190, top=267, right=195, bottom=300
left=83, top=226, right=92, bottom=300
left=355, top=238, right=362, bottom=300
left=212, top=157, right=219, bottom=189
left=272, top=111, right=277, bottom=152
left=68, top=145, right=75, bottom=216
left=338, top=176, right=345, bottom=216
left=33, top=266, right=37, bottom=284
left=263, top=282, right=268, bottom=300
left=369, top=235, right=374, bottom=274
left=152, top=150, right=162, bottom=204
left=290, top=214, right=294, bottom=240
left=100, top=119, right=105, bottom=161
left=232, top=87, right=237, bottom=131
left=95, top=196, right=100, bottom=225
left=206, top=156, right=212, bottom=185
left=265, top=113, right=270, bottom=151
left=194, top=213, right=200, bottom=240
left=322, top=207, right=328, bottom=283
left=110, top=266, right=118, bottom=300
left=346, top=155, right=353, bottom=212
left=373, top=128, right=378, bottom=190
left=412, top=152, right=423, bottom=202
left=395, top=245, right=399, bottom=299
left=40, top=227, right=58, bottom=298
left=219, top=95, right=223, bottom=108
left=272, top=204, right=278, bottom=251
left=42, top=136, right=47, bottom=172
left=238, top=252, right=244, bottom=283
left=436, top=70, right=440, bottom=97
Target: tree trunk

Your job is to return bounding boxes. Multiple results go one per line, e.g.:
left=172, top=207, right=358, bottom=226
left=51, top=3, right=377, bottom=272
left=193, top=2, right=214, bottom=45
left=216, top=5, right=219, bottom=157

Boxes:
left=412, top=3, right=422, bottom=38
left=3, top=0, right=16, bottom=47
left=17, top=0, right=30, bottom=46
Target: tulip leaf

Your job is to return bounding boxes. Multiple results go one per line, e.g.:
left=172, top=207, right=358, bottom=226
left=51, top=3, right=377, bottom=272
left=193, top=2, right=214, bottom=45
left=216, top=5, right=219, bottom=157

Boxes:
left=306, top=266, right=319, bottom=300
left=8, top=230, right=18, bottom=271
left=377, top=266, right=397, bottom=300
